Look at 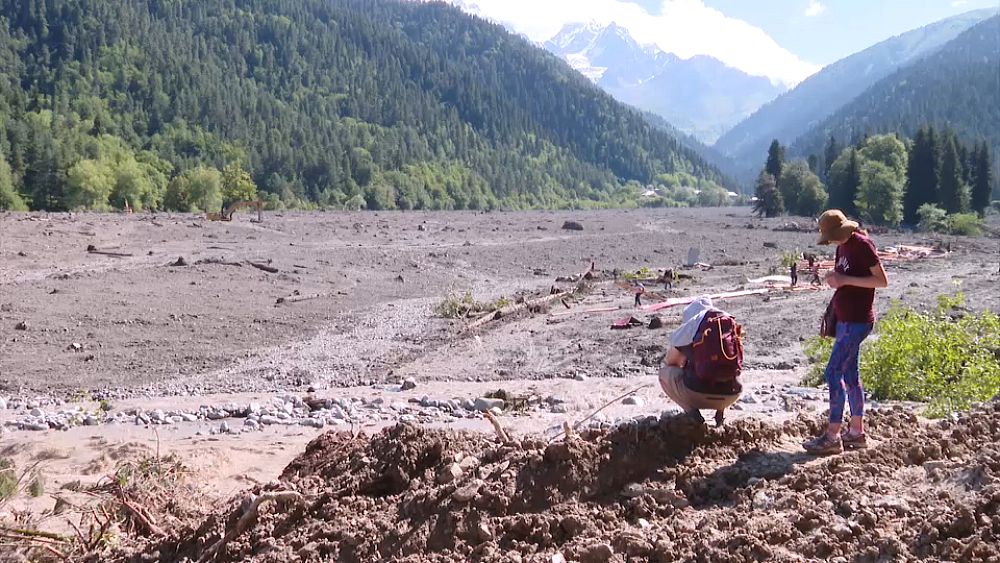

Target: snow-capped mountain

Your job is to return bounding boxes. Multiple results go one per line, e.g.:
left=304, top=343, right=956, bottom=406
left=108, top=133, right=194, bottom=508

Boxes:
left=544, top=22, right=786, bottom=143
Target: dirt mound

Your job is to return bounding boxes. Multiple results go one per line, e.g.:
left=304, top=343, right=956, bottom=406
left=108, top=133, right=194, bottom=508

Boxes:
left=117, top=405, right=1000, bottom=562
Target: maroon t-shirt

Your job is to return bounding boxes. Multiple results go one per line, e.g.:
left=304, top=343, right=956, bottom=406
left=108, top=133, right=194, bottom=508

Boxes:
left=832, top=232, right=880, bottom=323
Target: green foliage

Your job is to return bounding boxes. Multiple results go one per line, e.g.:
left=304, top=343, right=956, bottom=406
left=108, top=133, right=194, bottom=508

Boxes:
left=753, top=171, right=783, bottom=218
left=939, top=133, right=971, bottom=214
left=0, top=157, right=28, bottom=211
left=858, top=134, right=908, bottom=182
left=780, top=250, right=800, bottom=269
left=855, top=160, right=903, bottom=227
left=778, top=159, right=827, bottom=216
left=221, top=164, right=258, bottom=204
left=971, top=141, right=993, bottom=215
left=946, top=212, right=982, bottom=236
left=917, top=203, right=948, bottom=232
left=904, top=126, right=940, bottom=224
left=433, top=292, right=510, bottom=319
left=28, top=472, right=44, bottom=497
left=621, top=267, right=653, bottom=280
left=803, top=293, right=1000, bottom=417
left=827, top=148, right=861, bottom=216
left=0, top=0, right=729, bottom=212
left=0, top=459, right=15, bottom=501
left=765, top=139, right=785, bottom=180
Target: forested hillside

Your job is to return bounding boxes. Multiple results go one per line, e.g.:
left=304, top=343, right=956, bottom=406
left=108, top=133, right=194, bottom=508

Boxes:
left=0, top=0, right=728, bottom=212
left=714, top=8, right=993, bottom=180
left=791, top=16, right=1000, bottom=175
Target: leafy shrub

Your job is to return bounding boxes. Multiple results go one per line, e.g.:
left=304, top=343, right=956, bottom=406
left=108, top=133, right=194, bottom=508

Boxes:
left=802, top=293, right=1000, bottom=416
left=946, top=213, right=982, bottom=236
left=917, top=203, right=948, bottom=233
left=434, top=293, right=509, bottom=318
left=0, top=459, right=15, bottom=500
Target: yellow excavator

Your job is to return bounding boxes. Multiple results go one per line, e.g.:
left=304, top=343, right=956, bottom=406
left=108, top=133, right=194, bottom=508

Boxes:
left=206, top=200, right=264, bottom=222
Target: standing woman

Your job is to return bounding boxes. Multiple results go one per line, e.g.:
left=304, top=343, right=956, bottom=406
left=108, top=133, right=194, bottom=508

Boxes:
left=804, top=210, right=889, bottom=455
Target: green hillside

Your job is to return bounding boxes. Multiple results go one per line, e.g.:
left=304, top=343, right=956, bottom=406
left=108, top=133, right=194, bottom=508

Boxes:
left=0, top=0, right=729, bottom=212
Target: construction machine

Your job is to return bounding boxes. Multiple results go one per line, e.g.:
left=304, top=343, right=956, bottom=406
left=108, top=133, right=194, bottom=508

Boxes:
left=206, top=200, right=264, bottom=222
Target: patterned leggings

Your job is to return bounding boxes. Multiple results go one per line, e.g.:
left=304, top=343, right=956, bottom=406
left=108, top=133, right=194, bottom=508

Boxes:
left=826, top=321, right=873, bottom=423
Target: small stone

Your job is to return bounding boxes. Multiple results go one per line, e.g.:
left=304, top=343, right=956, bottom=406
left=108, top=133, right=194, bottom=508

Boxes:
left=83, top=415, right=99, bottom=426
left=489, top=406, right=503, bottom=417
left=0, top=398, right=6, bottom=410
left=244, top=419, right=260, bottom=431
left=622, top=396, right=645, bottom=407
left=260, top=415, right=280, bottom=425
left=637, top=518, right=652, bottom=530
left=247, top=402, right=261, bottom=415
left=476, top=522, right=494, bottom=542
left=621, top=483, right=645, bottom=498
left=459, top=456, right=480, bottom=469
left=219, top=422, right=230, bottom=434
left=401, top=378, right=417, bottom=391
left=68, top=343, right=83, bottom=352
left=29, top=408, right=44, bottom=417
left=574, top=373, right=587, bottom=382
left=753, top=490, right=774, bottom=510
left=552, top=404, right=568, bottom=414
left=452, top=480, right=482, bottom=502
left=23, top=422, right=48, bottom=431
left=474, top=397, right=505, bottom=412
left=14, top=321, right=27, bottom=331
left=582, top=543, right=614, bottom=562
left=551, top=555, right=567, bottom=563
left=439, top=463, right=464, bottom=484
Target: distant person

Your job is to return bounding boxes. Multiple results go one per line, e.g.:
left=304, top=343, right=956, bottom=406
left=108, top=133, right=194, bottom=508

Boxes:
left=658, top=297, right=743, bottom=426
left=633, top=280, right=645, bottom=307
left=803, top=210, right=888, bottom=456
left=790, top=262, right=798, bottom=287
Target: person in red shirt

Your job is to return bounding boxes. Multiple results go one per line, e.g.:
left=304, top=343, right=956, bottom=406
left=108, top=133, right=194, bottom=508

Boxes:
left=803, top=210, right=888, bottom=455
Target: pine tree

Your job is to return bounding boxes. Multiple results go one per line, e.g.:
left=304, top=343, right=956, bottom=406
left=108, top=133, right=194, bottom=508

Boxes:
left=829, top=148, right=862, bottom=217
left=939, top=133, right=970, bottom=213
left=753, top=171, right=783, bottom=218
left=903, top=126, right=939, bottom=225
left=765, top=139, right=785, bottom=181
left=807, top=154, right=819, bottom=174
left=971, top=141, right=993, bottom=215
left=823, top=135, right=840, bottom=180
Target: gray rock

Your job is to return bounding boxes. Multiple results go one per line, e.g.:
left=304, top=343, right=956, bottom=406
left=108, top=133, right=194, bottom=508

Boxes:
left=574, top=373, right=587, bottom=382
left=23, top=422, right=49, bottom=431
left=181, top=413, right=199, bottom=422
left=29, top=408, right=44, bottom=417
left=206, top=410, right=227, bottom=420
left=83, top=415, right=99, bottom=426
left=438, top=463, right=463, bottom=484
left=219, top=422, right=230, bottom=434
left=489, top=406, right=503, bottom=417
left=401, top=378, right=417, bottom=391
left=247, top=402, right=262, bottom=415
left=551, top=404, right=568, bottom=414
left=452, top=480, right=482, bottom=502
left=462, top=399, right=476, bottom=411
left=622, top=396, right=645, bottom=407
left=302, top=418, right=325, bottom=429
left=0, top=398, right=7, bottom=410
left=474, top=397, right=505, bottom=412
left=637, top=518, right=652, bottom=530
left=260, top=415, right=280, bottom=425
left=583, top=543, right=614, bottom=561
left=551, top=555, right=567, bottom=563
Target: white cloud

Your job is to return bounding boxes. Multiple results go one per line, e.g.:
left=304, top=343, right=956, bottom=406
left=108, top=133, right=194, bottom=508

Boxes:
left=805, top=0, right=826, bottom=17
left=447, top=0, right=820, bottom=86
left=950, top=0, right=968, bottom=6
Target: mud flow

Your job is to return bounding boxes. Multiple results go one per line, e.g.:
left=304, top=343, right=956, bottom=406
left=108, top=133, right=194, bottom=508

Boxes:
left=119, top=403, right=1000, bottom=562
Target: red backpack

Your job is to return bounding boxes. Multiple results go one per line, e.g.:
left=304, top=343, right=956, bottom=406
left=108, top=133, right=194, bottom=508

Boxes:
left=691, top=311, right=743, bottom=386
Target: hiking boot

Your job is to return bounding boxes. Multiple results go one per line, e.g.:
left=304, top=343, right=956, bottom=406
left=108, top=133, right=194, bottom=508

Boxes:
left=715, top=410, right=725, bottom=427
left=803, top=434, right=843, bottom=455
left=842, top=431, right=868, bottom=450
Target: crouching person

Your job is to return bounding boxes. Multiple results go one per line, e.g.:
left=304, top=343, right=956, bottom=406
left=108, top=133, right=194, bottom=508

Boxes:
left=658, top=297, right=743, bottom=426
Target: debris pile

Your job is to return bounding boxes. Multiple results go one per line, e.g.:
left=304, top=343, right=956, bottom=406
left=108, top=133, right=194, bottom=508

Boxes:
left=117, top=403, right=1000, bottom=562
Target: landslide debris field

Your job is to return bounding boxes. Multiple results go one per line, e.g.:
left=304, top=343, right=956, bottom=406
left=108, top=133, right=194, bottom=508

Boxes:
left=1, top=208, right=998, bottom=562
left=122, top=405, right=1000, bottom=562
left=1, top=208, right=995, bottom=398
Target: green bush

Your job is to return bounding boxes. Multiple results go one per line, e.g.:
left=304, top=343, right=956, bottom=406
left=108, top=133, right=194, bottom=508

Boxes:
left=946, top=213, right=983, bottom=236
left=433, top=293, right=510, bottom=319
left=0, top=459, right=16, bottom=500
left=917, top=203, right=948, bottom=233
left=802, top=293, right=1000, bottom=416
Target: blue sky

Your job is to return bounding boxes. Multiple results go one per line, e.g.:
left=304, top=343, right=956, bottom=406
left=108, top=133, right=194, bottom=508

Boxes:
left=674, top=0, right=998, bottom=65
left=455, top=0, right=998, bottom=84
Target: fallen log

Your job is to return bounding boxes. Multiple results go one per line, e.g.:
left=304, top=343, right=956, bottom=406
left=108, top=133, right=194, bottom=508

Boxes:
left=463, top=290, right=572, bottom=332
left=86, top=245, right=133, bottom=258
left=276, top=293, right=325, bottom=305
left=247, top=261, right=279, bottom=273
